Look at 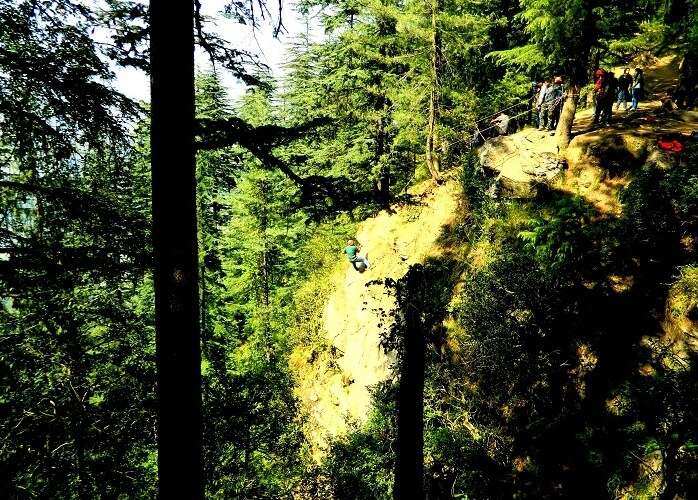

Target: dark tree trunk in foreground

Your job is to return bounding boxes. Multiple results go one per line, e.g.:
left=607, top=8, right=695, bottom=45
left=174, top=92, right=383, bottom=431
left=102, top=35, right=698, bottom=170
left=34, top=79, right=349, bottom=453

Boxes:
left=394, top=268, right=425, bottom=499
left=374, top=11, right=395, bottom=206
left=151, top=1, right=203, bottom=498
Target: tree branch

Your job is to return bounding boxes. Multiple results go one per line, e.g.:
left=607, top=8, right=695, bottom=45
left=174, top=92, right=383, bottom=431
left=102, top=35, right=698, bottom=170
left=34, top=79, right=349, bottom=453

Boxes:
left=194, top=116, right=388, bottom=215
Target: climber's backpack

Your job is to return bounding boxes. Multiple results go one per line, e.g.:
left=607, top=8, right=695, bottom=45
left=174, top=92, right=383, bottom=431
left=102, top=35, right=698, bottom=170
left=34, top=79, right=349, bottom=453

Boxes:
left=657, top=138, right=685, bottom=153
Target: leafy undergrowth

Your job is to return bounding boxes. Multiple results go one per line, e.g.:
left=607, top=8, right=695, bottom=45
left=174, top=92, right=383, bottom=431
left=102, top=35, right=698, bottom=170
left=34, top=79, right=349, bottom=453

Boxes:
left=288, top=216, right=358, bottom=403
left=450, top=146, right=698, bottom=498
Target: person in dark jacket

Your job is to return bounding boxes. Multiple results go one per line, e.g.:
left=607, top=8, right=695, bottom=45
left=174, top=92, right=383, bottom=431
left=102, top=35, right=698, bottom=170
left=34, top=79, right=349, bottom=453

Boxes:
left=549, top=76, right=565, bottom=129
left=616, top=68, right=632, bottom=111
left=677, top=52, right=697, bottom=109
left=601, top=71, right=618, bottom=125
left=536, top=78, right=550, bottom=128
left=528, top=80, right=541, bottom=126
left=630, top=68, right=644, bottom=111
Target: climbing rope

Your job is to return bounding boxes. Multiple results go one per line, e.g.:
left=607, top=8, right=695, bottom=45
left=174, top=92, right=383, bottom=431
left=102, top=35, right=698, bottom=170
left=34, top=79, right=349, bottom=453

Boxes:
left=450, top=92, right=580, bottom=152
left=476, top=98, right=532, bottom=124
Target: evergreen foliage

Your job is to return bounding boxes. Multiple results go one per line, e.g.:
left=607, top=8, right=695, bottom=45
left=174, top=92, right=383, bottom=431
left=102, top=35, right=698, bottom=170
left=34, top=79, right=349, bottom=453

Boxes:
left=2, top=0, right=698, bottom=496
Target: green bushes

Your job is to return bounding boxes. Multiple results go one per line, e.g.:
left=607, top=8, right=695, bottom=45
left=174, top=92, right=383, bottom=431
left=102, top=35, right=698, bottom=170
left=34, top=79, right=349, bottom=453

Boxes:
left=295, top=383, right=396, bottom=500
left=296, top=151, right=698, bottom=497
left=290, top=216, right=357, bottom=348
left=456, top=253, right=576, bottom=405
left=518, top=196, right=594, bottom=276
left=618, top=156, right=698, bottom=271
left=460, top=150, right=492, bottom=217
left=323, top=432, right=393, bottom=500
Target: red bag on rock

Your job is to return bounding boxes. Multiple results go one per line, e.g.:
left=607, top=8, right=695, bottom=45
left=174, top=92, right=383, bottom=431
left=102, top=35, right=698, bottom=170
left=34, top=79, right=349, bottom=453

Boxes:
left=657, top=139, right=684, bottom=153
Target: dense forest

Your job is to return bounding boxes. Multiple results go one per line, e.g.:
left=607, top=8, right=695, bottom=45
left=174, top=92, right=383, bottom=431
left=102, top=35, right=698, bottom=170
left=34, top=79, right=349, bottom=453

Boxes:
left=1, top=0, right=698, bottom=498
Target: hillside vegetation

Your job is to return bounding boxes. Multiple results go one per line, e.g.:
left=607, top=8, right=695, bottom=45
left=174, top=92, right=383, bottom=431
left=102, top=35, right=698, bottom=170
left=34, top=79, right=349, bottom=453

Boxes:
left=1, top=0, right=698, bottom=498
left=290, top=54, right=698, bottom=499
left=292, top=176, right=462, bottom=453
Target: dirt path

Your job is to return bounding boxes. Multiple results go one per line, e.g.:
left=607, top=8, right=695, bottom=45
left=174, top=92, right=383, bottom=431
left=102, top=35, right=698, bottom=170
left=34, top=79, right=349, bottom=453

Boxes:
left=480, top=54, right=697, bottom=214
left=295, top=177, right=462, bottom=454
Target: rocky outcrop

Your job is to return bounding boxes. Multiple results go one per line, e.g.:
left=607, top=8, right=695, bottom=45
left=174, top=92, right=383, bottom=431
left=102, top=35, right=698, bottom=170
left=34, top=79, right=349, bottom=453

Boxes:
left=293, top=177, right=462, bottom=456
left=478, top=135, right=565, bottom=199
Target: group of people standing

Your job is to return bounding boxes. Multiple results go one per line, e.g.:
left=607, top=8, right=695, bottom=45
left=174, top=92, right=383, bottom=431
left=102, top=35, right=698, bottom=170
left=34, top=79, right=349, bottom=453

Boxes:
left=483, top=58, right=694, bottom=146
left=532, top=76, right=565, bottom=131
left=593, top=67, right=644, bottom=126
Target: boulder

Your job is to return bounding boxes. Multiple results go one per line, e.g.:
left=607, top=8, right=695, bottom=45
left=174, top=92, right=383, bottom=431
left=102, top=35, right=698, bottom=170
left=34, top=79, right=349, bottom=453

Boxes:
left=478, top=136, right=565, bottom=199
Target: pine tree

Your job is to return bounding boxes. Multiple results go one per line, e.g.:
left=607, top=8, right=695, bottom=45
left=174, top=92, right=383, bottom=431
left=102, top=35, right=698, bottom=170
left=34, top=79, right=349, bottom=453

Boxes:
left=194, top=79, right=306, bottom=498
left=283, top=0, right=407, bottom=199
left=426, top=0, right=444, bottom=182
left=1, top=1, right=158, bottom=496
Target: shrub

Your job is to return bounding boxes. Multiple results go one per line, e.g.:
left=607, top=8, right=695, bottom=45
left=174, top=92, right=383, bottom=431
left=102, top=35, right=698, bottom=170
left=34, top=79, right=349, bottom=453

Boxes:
left=518, top=196, right=593, bottom=276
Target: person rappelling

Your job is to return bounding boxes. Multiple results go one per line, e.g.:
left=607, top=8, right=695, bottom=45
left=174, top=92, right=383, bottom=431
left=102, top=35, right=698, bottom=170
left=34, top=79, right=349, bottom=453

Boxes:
left=343, top=239, right=371, bottom=272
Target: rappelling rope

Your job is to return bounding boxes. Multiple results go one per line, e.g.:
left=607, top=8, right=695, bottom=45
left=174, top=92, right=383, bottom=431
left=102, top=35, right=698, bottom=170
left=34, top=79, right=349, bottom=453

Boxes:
left=476, top=98, right=532, bottom=124
left=449, top=92, right=580, bottom=152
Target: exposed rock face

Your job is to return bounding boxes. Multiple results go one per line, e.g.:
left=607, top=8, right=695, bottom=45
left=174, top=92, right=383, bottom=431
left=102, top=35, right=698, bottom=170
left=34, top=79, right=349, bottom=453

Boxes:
left=294, top=178, right=461, bottom=456
left=565, top=130, right=649, bottom=172
left=478, top=134, right=565, bottom=199
left=521, top=152, right=563, bottom=178
left=566, top=110, right=698, bottom=174
left=561, top=107, right=697, bottom=213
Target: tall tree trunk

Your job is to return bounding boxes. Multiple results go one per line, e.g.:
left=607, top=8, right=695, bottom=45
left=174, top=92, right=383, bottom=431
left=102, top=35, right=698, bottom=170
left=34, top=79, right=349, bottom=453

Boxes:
left=590, top=49, right=601, bottom=80
left=664, top=0, right=688, bottom=24
left=375, top=9, right=394, bottom=206
left=375, top=98, right=390, bottom=204
left=200, top=264, right=208, bottom=337
left=425, top=0, right=443, bottom=182
left=258, top=179, right=273, bottom=360
left=556, top=6, right=596, bottom=152
left=426, top=91, right=440, bottom=181
left=151, top=0, right=203, bottom=498
left=555, top=83, right=579, bottom=152
left=393, top=267, right=425, bottom=500
left=66, top=323, right=90, bottom=499
left=258, top=179, right=270, bottom=311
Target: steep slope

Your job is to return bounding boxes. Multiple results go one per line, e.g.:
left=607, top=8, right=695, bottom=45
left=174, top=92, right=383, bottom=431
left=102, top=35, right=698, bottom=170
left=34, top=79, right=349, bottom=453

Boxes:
left=292, top=52, right=697, bottom=461
left=293, top=177, right=462, bottom=453
left=472, top=54, right=698, bottom=498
